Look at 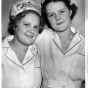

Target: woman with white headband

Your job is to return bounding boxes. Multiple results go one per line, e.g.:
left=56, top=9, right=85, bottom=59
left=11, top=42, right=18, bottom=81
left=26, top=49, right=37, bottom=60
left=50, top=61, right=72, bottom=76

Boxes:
left=2, top=0, right=42, bottom=88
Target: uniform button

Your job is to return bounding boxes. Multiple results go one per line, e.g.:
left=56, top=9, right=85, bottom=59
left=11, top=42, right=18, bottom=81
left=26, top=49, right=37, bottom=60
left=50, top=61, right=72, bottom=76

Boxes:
left=19, top=69, right=26, bottom=74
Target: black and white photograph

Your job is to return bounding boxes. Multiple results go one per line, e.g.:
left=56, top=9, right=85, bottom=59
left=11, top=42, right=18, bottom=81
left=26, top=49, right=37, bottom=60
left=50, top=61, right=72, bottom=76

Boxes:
left=1, top=0, right=86, bottom=88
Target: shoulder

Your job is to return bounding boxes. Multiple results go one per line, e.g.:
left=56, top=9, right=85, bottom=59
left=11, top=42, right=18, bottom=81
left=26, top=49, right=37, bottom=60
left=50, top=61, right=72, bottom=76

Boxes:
left=2, top=35, right=14, bottom=47
left=72, top=27, right=85, bottom=55
left=79, top=33, right=85, bottom=41
left=35, top=28, right=54, bottom=43
left=77, top=33, right=85, bottom=55
left=41, top=28, right=54, bottom=38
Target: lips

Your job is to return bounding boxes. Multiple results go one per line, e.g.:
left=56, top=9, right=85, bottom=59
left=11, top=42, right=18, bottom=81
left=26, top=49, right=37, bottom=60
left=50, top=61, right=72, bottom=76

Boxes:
left=57, top=22, right=64, bottom=25
left=26, top=35, right=33, bottom=38
left=25, top=33, right=34, bottom=38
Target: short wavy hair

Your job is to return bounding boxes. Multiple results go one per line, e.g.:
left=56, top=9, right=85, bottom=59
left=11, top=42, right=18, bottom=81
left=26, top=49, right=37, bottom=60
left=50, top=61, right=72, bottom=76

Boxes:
left=8, top=10, right=43, bottom=35
left=41, top=0, right=78, bottom=29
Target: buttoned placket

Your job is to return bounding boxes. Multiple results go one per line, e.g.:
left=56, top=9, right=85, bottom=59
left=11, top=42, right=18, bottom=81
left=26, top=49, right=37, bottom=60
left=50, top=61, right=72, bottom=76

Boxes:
left=52, top=30, right=82, bottom=87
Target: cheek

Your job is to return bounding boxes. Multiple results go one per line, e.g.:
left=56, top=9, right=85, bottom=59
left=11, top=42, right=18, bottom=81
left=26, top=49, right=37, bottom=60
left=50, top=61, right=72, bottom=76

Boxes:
left=34, top=28, right=40, bottom=34
left=19, top=28, right=27, bottom=35
left=34, top=31, right=39, bottom=37
left=65, top=16, right=71, bottom=25
left=48, top=18, right=55, bottom=25
left=64, top=12, right=71, bottom=20
left=15, top=28, right=24, bottom=38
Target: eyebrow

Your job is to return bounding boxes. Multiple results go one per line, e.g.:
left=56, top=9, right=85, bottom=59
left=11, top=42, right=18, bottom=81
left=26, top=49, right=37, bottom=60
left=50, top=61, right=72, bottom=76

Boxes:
left=59, top=8, right=66, bottom=11
left=20, top=21, right=30, bottom=23
left=47, top=8, right=66, bottom=15
left=21, top=21, right=40, bottom=26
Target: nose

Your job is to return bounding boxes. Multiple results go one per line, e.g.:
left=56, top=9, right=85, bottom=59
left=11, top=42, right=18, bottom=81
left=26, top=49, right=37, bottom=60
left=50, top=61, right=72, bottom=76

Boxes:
left=55, top=14, right=61, bottom=21
left=27, top=26, right=34, bottom=33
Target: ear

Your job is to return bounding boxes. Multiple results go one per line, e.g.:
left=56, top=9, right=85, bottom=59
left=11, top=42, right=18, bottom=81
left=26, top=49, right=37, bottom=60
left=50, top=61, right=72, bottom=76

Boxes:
left=70, top=10, right=72, bottom=16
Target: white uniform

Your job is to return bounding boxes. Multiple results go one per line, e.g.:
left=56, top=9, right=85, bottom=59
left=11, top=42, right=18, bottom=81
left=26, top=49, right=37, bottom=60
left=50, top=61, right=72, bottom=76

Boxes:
left=37, top=27, right=85, bottom=88
left=2, top=36, right=41, bottom=88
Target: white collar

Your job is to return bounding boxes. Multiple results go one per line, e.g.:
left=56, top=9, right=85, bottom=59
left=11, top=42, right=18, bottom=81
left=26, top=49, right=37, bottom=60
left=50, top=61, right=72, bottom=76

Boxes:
left=2, top=35, right=37, bottom=67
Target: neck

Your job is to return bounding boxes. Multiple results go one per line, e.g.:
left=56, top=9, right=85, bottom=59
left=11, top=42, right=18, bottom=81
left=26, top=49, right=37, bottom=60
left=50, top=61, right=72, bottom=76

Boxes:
left=57, top=25, right=73, bottom=41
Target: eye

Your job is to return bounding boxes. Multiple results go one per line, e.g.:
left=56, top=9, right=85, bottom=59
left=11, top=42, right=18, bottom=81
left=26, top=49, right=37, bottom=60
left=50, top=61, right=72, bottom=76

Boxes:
left=48, top=13, right=55, bottom=18
left=59, top=10, right=65, bottom=14
left=34, top=26, right=39, bottom=30
left=24, top=23, right=30, bottom=27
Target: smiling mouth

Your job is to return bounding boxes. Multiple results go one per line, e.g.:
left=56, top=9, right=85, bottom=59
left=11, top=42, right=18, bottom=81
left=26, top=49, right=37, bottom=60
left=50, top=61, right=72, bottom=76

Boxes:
left=25, top=34, right=34, bottom=38
left=57, top=22, right=64, bottom=25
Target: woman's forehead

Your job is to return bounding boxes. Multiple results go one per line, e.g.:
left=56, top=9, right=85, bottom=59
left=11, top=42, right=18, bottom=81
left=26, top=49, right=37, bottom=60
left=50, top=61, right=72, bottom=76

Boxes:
left=46, top=1, right=67, bottom=13
left=20, top=13, right=40, bottom=24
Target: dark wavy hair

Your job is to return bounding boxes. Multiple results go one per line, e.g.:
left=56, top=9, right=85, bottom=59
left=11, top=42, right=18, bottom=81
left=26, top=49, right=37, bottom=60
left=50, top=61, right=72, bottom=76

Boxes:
left=8, top=10, right=43, bottom=35
left=41, top=0, right=78, bottom=29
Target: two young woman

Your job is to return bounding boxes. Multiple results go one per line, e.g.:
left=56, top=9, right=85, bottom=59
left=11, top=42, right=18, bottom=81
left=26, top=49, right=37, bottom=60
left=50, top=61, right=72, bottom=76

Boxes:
left=2, top=0, right=85, bottom=88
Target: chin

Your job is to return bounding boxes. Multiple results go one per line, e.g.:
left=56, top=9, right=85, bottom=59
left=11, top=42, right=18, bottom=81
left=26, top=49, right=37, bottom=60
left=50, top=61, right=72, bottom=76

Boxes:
left=22, top=40, right=35, bottom=46
left=24, top=43, right=33, bottom=46
left=59, top=29, right=66, bottom=32
left=55, top=28, right=66, bottom=32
